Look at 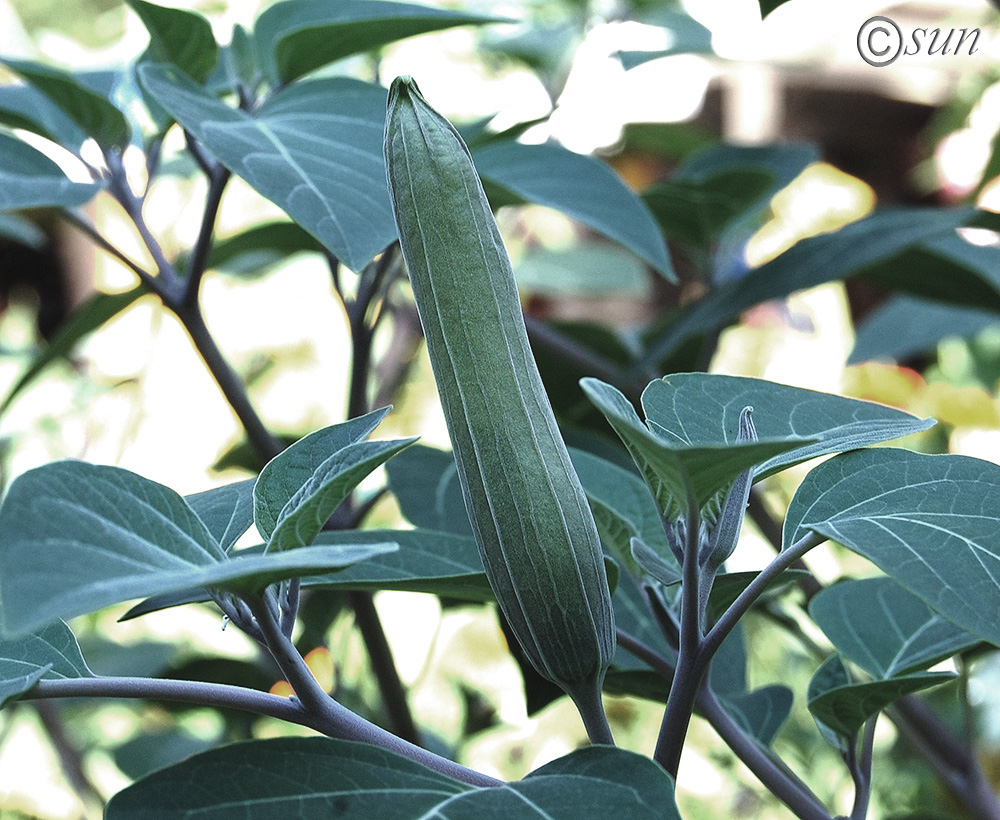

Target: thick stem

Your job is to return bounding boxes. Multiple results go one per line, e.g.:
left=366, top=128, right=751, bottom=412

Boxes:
left=616, top=630, right=832, bottom=820
left=654, top=503, right=708, bottom=775
left=568, top=682, right=615, bottom=746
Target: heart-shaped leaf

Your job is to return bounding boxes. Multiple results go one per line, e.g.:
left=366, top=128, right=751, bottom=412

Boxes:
left=641, top=373, right=934, bottom=481
left=0, top=461, right=396, bottom=636
left=139, top=64, right=394, bottom=272
left=107, top=738, right=679, bottom=820
left=810, top=576, right=979, bottom=680
left=581, top=377, right=807, bottom=520
left=127, top=0, right=219, bottom=83
left=787, top=448, right=1000, bottom=649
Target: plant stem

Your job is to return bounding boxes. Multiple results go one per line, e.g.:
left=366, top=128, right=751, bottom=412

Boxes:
left=346, top=590, right=422, bottom=745
left=177, top=303, right=282, bottom=461
left=569, top=684, right=615, bottom=746
left=30, top=676, right=307, bottom=725
left=247, top=590, right=496, bottom=787
left=616, top=630, right=832, bottom=820
left=654, top=503, right=708, bottom=776
left=699, top=689, right=834, bottom=820
left=702, top=529, right=825, bottom=661
left=848, top=717, right=876, bottom=820
left=182, top=164, right=231, bottom=308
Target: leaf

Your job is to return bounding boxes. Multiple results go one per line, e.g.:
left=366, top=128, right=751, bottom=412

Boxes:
left=2, top=58, right=131, bottom=148
left=610, top=570, right=677, bottom=676
left=106, top=737, right=472, bottom=819
left=107, top=738, right=679, bottom=820
left=581, top=377, right=808, bottom=520
left=808, top=654, right=953, bottom=740
left=113, top=730, right=219, bottom=781
left=0, top=212, right=46, bottom=248
left=723, top=685, right=794, bottom=746
left=207, top=220, right=324, bottom=276
left=786, top=448, right=1000, bottom=649
left=642, top=170, right=775, bottom=248
left=139, top=64, right=394, bottom=272
left=0, top=83, right=88, bottom=148
left=121, top=527, right=490, bottom=621
left=254, top=0, right=509, bottom=85
left=615, top=10, right=713, bottom=68
left=185, top=479, right=256, bottom=553
left=810, top=576, right=979, bottom=680
left=641, top=207, right=976, bottom=363
left=569, top=448, right=670, bottom=570
left=515, top=245, right=650, bottom=297
left=0, top=132, right=103, bottom=210
left=640, top=373, right=935, bottom=481
left=758, top=0, right=794, bottom=18
left=0, top=460, right=397, bottom=636
left=0, top=621, right=92, bottom=708
left=127, top=0, right=219, bottom=83
left=385, top=444, right=474, bottom=537
left=253, top=408, right=391, bottom=538
left=471, top=141, right=675, bottom=281
left=0, top=285, right=147, bottom=417
left=707, top=569, right=811, bottom=621
left=270, top=438, right=418, bottom=553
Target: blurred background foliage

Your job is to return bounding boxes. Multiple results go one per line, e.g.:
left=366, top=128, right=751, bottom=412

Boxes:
left=3, top=0, right=1000, bottom=818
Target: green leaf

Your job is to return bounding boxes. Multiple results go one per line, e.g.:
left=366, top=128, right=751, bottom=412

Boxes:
left=385, top=444, right=472, bottom=537
left=0, top=621, right=92, bottom=708
left=255, top=0, right=509, bottom=85
left=267, top=438, right=417, bottom=552
left=0, top=461, right=396, bottom=636
left=121, top=527, right=490, bottom=621
left=207, top=220, right=323, bottom=276
left=850, top=294, right=999, bottom=364
left=515, top=245, right=650, bottom=297
left=2, top=58, right=131, bottom=149
left=107, top=737, right=472, bottom=819
left=473, top=141, right=674, bottom=281
left=0, top=83, right=88, bottom=148
left=808, top=654, right=953, bottom=740
left=610, top=570, right=677, bottom=677
left=113, top=730, right=218, bottom=781
left=107, top=738, right=678, bottom=820
left=810, top=577, right=979, bottom=680
left=253, top=408, right=391, bottom=540
left=641, top=373, right=935, bottom=481
left=643, top=170, right=774, bottom=249
left=581, top=377, right=808, bottom=520
left=615, top=10, right=713, bottom=67
left=139, top=64, right=394, bottom=272
left=641, top=207, right=976, bottom=363
left=758, top=0, right=794, bottom=18
left=723, top=685, right=794, bottom=746
left=0, top=132, right=103, bottom=210
left=0, top=285, right=147, bottom=417
left=786, top=448, right=1000, bottom=649
left=185, top=479, right=256, bottom=553
left=127, top=0, right=219, bottom=83
left=707, top=569, right=811, bottom=621
left=0, top=212, right=46, bottom=248
left=569, top=448, right=669, bottom=570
